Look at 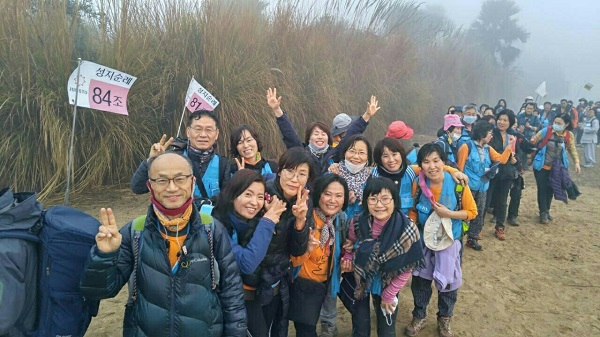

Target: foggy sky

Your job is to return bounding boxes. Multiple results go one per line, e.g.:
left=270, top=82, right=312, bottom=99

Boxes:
left=425, top=0, right=600, bottom=104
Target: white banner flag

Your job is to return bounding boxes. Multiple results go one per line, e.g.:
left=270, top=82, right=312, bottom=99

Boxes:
left=68, top=61, right=137, bottom=115
left=535, top=81, right=547, bottom=98
left=184, top=78, right=219, bottom=112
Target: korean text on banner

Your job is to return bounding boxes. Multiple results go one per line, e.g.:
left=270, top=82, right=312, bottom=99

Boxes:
left=184, top=78, right=220, bottom=112
left=68, top=61, right=137, bottom=115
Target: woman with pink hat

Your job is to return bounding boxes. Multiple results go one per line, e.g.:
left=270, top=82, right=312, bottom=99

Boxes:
left=433, top=114, right=464, bottom=168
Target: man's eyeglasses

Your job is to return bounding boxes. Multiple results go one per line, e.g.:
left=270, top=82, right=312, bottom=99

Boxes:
left=149, top=174, right=193, bottom=188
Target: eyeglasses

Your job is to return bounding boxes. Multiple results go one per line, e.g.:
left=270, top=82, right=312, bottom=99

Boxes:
left=149, top=174, right=193, bottom=188
left=346, top=149, right=368, bottom=157
left=367, top=196, right=393, bottom=205
left=281, top=168, right=309, bottom=181
left=189, top=126, right=216, bottom=135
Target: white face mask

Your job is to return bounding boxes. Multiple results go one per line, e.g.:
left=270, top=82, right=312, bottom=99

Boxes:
left=450, top=133, right=461, bottom=142
left=344, top=159, right=367, bottom=174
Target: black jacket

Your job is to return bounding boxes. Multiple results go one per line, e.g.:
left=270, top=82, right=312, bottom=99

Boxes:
left=489, top=128, right=535, bottom=180
left=275, top=112, right=367, bottom=176
left=80, top=205, right=246, bottom=337
left=130, top=141, right=230, bottom=203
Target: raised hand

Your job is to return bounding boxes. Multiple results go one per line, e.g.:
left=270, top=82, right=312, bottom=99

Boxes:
left=234, top=157, right=246, bottom=170
left=266, top=87, right=283, bottom=117
left=292, top=188, right=309, bottom=223
left=148, top=134, right=174, bottom=159
left=306, top=228, right=320, bottom=254
left=96, top=208, right=122, bottom=253
left=263, top=195, right=287, bottom=224
left=362, top=95, right=381, bottom=122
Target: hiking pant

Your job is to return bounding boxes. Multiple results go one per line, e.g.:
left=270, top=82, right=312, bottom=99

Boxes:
left=493, top=177, right=523, bottom=228
left=351, top=293, right=398, bottom=337
left=411, top=275, right=458, bottom=319
left=519, top=150, right=530, bottom=170
left=533, top=168, right=553, bottom=214
left=319, top=292, right=337, bottom=328
left=583, top=143, right=596, bottom=164
left=467, top=190, right=487, bottom=239
left=294, top=322, right=318, bottom=337
left=246, top=293, right=282, bottom=337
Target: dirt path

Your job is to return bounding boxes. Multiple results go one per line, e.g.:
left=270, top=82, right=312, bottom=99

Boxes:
left=51, top=147, right=600, bottom=337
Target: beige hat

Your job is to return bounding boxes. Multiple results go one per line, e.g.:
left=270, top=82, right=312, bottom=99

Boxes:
left=423, top=212, right=454, bottom=251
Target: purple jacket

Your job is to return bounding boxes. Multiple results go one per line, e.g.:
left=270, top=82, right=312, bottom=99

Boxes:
left=549, top=159, right=572, bottom=204
left=412, top=240, right=462, bottom=292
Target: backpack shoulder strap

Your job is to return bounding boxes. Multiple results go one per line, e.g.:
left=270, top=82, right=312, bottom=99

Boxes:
left=538, top=126, right=554, bottom=149
left=466, top=140, right=474, bottom=156
left=128, top=215, right=146, bottom=304
left=199, top=204, right=217, bottom=290
left=454, top=184, right=464, bottom=211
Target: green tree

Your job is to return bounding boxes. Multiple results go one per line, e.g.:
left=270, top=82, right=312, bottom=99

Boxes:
left=469, top=0, right=529, bottom=67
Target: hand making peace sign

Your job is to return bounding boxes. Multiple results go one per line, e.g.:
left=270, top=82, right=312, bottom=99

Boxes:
left=96, top=208, right=122, bottom=253
left=292, top=188, right=310, bottom=228
left=148, top=134, right=174, bottom=159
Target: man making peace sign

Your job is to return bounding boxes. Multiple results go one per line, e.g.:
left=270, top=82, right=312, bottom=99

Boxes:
left=81, top=152, right=246, bottom=337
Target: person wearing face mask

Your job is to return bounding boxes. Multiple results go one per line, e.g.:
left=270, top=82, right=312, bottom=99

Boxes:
left=530, top=113, right=581, bottom=224
left=340, top=177, right=425, bottom=337
left=332, top=135, right=373, bottom=220
left=456, top=105, right=479, bottom=148
left=267, top=87, right=380, bottom=177
left=457, top=121, right=514, bottom=251
left=81, top=153, right=246, bottom=337
left=433, top=114, right=464, bottom=168
left=229, top=124, right=278, bottom=178
left=289, top=175, right=350, bottom=337
left=130, top=110, right=230, bottom=207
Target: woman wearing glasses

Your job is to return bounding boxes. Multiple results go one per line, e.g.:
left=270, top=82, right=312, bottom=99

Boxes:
left=340, top=177, right=425, bottom=337
left=241, top=147, right=314, bottom=337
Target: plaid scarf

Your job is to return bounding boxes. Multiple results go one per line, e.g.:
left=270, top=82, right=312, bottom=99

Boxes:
left=353, top=211, right=424, bottom=299
left=338, top=162, right=372, bottom=202
left=314, top=209, right=335, bottom=250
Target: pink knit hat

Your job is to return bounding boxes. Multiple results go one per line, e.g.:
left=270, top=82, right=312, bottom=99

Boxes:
left=385, top=121, right=414, bottom=139
left=444, top=114, right=463, bottom=131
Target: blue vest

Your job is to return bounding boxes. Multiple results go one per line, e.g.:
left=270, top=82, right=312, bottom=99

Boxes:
left=456, top=128, right=472, bottom=148
left=434, top=137, right=456, bottom=165
left=371, top=166, right=415, bottom=215
left=532, top=127, right=570, bottom=171
left=463, top=140, right=492, bottom=192
left=414, top=172, right=462, bottom=240
left=406, top=148, right=418, bottom=165
left=183, top=150, right=221, bottom=198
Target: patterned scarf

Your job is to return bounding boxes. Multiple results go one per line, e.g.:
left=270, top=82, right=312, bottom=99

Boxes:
left=339, top=162, right=372, bottom=202
left=153, top=203, right=193, bottom=232
left=314, top=209, right=335, bottom=251
left=353, top=212, right=424, bottom=299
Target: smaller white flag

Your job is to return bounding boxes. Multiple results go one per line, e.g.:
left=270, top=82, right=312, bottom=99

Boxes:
left=67, top=61, right=137, bottom=115
left=535, top=81, right=547, bottom=98
left=184, top=78, right=219, bottom=112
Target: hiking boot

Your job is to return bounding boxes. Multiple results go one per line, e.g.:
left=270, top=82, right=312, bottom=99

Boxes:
left=547, top=213, right=553, bottom=221
left=405, top=317, right=426, bottom=336
left=507, top=217, right=520, bottom=226
left=320, top=322, right=337, bottom=337
left=437, top=316, right=455, bottom=337
left=539, top=212, right=550, bottom=224
left=495, top=227, right=506, bottom=240
left=466, top=238, right=483, bottom=251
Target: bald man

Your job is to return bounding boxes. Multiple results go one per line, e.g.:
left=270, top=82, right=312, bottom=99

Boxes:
left=81, top=153, right=246, bottom=337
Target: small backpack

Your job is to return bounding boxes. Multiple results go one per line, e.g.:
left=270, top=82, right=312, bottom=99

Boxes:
left=0, top=188, right=100, bottom=337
